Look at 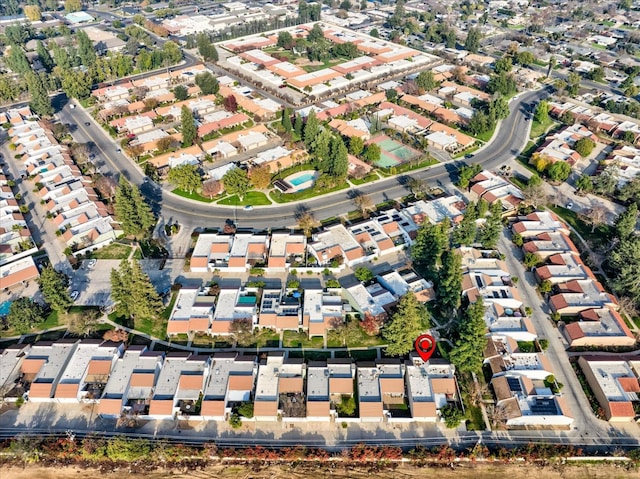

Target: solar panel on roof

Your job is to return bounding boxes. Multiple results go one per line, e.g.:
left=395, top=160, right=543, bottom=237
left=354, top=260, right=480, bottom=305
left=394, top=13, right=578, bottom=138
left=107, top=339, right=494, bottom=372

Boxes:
left=506, top=377, right=522, bottom=392
left=530, top=398, right=558, bottom=415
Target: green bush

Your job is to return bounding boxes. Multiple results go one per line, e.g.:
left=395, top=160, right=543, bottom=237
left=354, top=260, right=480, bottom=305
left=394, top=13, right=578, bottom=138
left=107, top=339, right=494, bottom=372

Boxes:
left=237, top=401, right=254, bottom=418
left=106, top=437, right=150, bottom=461
left=335, top=395, right=356, bottom=416
left=440, top=404, right=464, bottom=428
left=229, top=413, right=242, bottom=429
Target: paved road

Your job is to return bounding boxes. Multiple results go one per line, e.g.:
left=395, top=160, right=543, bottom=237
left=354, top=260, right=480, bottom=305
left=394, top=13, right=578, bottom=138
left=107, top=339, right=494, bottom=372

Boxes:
left=59, top=87, right=552, bottom=239
left=0, top=132, right=72, bottom=275
left=498, top=233, right=612, bottom=440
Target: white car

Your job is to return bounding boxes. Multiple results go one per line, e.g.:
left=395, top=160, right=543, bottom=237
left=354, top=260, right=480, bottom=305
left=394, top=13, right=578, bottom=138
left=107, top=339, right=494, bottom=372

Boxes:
left=70, top=290, right=80, bottom=301
left=86, top=259, right=97, bottom=269
left=566, top=202, right=574, bottom=210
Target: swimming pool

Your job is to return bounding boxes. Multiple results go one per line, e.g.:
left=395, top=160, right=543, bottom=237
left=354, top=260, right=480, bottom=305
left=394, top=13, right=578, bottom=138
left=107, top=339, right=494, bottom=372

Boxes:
left=0, top=301, right=11, bottom=316
left=289, top=172, right=316, bottom=187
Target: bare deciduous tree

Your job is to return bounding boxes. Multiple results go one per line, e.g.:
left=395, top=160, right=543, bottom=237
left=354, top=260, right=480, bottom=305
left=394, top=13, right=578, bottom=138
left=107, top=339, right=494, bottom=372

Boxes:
left=353, top=192, right=374, bottom=218
left=296, top=208, right=319, bottom=237
left=584, top=204, right=607, bottom=233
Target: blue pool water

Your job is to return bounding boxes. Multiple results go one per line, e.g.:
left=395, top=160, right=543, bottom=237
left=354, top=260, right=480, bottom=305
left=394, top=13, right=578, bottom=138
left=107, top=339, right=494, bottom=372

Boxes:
left=0, top=301, right=11, bottom=316
left=289, top=172, right=315, bottom=187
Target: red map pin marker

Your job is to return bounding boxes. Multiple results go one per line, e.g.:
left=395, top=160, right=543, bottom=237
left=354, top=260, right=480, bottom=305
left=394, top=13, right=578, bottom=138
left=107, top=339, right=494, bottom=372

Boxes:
left=415, top=334, right=436, bottom=362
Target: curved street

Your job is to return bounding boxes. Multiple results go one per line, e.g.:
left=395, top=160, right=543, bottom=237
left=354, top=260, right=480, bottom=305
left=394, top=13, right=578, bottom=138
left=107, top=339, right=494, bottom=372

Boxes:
left=57, top=87, right=551, bottom=234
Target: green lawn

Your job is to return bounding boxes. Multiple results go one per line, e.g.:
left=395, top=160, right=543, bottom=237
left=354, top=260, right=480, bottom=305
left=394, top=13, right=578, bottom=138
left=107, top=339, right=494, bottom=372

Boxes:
left=350, top=172, right=379, bottom=185
left=333, top=349, right=379, bottom=361
left=85, top=242, right=132, bottom=260
left=288, top=350, right=332, bottom=360
left=377, top=157, right=439, bottom=177
left=326, top=325, right=388, bottom=349
left=172, top=188, right=216, bottom=203
left=217, top=191, right=271, bottom=206
left=270, top=181, right=350, bottom=204
left=529, top=117, right=556, bottom=139
left=282, top=330, right=324, bottom=348
left=475, top=123, right=497, bottom=143
left=301, top=58, right=346, bottom=73
left=548, top=206, right=613, bottom=248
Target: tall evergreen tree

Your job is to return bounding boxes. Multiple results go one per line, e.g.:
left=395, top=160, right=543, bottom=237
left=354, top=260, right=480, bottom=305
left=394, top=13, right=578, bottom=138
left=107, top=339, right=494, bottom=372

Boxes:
left=7, top=46, right=31, bottom=74
left=281, top=108, right=293, bottom=133
left=294, top=114, right=303, bottom=137
left=111, top=260, right=163, bottom=326
left=76, top=30, right=96, bottom=66
left=37, top=266, right=72, bottom=313
left=312, top=129, right=332, bottom=167
left=615, top=203, right=638, bottom=241
left=383, top=292, right=428, bottom=356
left=412, top=221, right=448, bottom=281
left=25, top=72, right=53, bottom=116
left=328, top=135, right=348, bottom=178
left=449, top=298, right=487, bottom=373
left=436, top=250, right=463, bottom=317
left=114, top=177, right=156, bottom=238
left=477, top=201, right=503, bottom=248
left=304, top=110, right=319, bottom=150
left=181, top=105, right=197, bottom=147
left=36, top=40, right=54, bottom=72
left=453, top=201, right=478, bottom=245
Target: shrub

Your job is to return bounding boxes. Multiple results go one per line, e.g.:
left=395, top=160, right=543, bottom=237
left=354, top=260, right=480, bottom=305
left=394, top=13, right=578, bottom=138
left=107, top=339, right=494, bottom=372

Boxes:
left=354, top=266, right=374, bottom=282
left=229, top=413, right=242, bottom=429
left=440, top=404, right=464, bottom=428
left=237, top=401, right=254, bottom=418
left=335, top=395, right=356, bottom=416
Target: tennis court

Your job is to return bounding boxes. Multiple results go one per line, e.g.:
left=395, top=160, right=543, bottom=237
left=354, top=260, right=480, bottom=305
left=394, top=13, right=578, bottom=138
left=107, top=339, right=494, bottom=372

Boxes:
left=369, top=135, right=422, bottom=168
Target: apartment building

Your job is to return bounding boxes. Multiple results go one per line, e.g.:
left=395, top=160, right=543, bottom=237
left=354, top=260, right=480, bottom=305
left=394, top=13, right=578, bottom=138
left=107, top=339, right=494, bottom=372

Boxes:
left=52, top=340, right=123, bottom=403
left=491, top=373, right=574, bottom=428
left=469, top=171, right=523, bottom=215
left=148, top=353, right=209, bottom=419
left=22, top=340, right=79, bottom=402
left=578, top=357, right=640, bottom=422
left=98, top=347, right=164, bottom=418
left=200, top=353, right=256, bottom=420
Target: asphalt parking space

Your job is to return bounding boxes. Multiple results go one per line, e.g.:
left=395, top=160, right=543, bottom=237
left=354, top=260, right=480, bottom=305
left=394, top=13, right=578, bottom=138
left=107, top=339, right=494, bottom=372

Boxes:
left=70, top=259, right=120, bottom=307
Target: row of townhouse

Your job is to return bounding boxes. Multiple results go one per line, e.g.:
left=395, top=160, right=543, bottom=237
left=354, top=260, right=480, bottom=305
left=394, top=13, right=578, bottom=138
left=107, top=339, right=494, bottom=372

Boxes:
left=190, top=196, right=467, bottom=274
left=457, top=244, right=576, bottom=429
left=513, top=211, right=636, bottom=348
left=222, top=24, right=441, bottom=98
left=533, top=123, right=598, bottom=167
left=93, top=64, right=210, bottom=119
left=167, top=266, right=434, bottom=338
left=601, top=144, right=640, bottom=188
left=577, top=356, right=640, bottom=422
left=372, top=101, right=475, bottom=153
left=0, top=342, right=459, bottom=424
left=4, top=108, right=119, bottom=256
left=549, top=98, right=640, bottom=182
left=468, top=170, right=525, bottom=216
left=0, top=109, right=40, bottom=289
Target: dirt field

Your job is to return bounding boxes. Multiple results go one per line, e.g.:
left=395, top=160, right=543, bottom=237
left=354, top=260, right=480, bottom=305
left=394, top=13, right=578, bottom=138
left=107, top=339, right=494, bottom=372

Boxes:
left=5, top=463, right=640, bottom=479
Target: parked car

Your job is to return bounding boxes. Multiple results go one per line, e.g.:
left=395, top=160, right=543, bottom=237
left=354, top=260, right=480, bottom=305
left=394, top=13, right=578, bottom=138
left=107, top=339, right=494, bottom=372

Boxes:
left=566, top=202, right=574, bottom=209
left=86, top=259, right=97, bottom=269
left=70, top=290, right=80, bottom=301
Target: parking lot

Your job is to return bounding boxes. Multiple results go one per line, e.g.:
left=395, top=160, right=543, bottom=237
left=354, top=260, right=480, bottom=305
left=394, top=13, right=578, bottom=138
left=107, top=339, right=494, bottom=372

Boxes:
left=68, top=258, right=185, bottom=307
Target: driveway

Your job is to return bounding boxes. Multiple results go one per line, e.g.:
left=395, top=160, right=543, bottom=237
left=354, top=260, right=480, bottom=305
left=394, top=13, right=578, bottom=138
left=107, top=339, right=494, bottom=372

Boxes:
left=0, top=135, right=72, bottom=276
left=498, top=232, right=610, bottom=437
